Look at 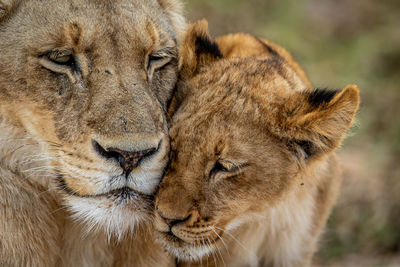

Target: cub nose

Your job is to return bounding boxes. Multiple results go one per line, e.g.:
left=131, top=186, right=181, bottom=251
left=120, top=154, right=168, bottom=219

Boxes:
left=157, top=210, right=192, bottom=228
left=92, top=140, right=158, bottom=175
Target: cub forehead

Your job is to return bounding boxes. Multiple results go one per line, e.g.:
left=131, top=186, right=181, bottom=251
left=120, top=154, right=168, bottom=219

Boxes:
left=196, top=57, right=288, bottom=83
left=190, top=58, right=303, bottom=105
left=170, top=115, right=259, bottom=158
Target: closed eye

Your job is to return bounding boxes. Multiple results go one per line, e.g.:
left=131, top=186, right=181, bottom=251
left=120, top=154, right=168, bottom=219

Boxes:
left=38, top=49, right=79, bottom=78
left=209, top=161, right=229, bottom=177
left=44, top=49, right=74, bottom=66
left=209, top=160, right=247, bottom=180
left=147, top=47, right=177, bottom=79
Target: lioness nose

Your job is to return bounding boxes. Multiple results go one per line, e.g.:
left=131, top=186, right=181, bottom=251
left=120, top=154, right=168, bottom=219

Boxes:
left=92, top=140, right=158, bottom=175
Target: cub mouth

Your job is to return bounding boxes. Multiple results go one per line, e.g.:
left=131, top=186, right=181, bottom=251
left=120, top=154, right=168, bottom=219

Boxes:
left=158, top=230, right=221, bottom=245
left=156, top=227, right=224, bottom=260
left=159, top=231, right=186, bottom=244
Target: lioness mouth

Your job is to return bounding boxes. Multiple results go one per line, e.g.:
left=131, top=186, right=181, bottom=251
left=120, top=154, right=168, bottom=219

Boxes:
left=57, top=173, right=152, bottom=201
left=94, top=186, right=153, bottom=201
left=104, top=187, right=153, bottom=205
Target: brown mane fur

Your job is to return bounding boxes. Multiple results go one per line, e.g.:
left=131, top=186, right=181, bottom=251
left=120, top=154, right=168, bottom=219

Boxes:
left=154, top=20, right=360, bottom=266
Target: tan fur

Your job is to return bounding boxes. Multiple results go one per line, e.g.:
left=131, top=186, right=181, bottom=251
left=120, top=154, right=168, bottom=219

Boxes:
left=154, top=21, right=360, bottom=266
left=216, top=33, right=312, bottom=89
left=0, top=0, right=185, bottom=266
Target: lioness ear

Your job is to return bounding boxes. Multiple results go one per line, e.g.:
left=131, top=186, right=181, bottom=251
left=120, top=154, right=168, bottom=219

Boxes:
left=179, top=19, right=222, bottom=79
left=0, top=0, right=17, bottom=22
left=272, top=84, right=360, bottom=159
left=157, top=0, right=186, bottom=41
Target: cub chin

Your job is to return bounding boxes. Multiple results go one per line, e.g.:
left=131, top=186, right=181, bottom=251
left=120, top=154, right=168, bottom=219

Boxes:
left=154, top=20, right=360, bottom=267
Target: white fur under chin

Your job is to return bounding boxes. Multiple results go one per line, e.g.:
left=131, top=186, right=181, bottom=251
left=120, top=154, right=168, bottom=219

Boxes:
left=160, top=239, right=214, bottom=262
left=66, top=196, right=150, bottom=241
left=0, top=115, right=168, bottom=242
left=62, top=137, right=169, bottom=240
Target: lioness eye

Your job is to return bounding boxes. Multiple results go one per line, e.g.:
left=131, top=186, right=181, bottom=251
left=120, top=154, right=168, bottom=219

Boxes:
left=209, top=161, right=229, bottom=177
left=148, top=54, right=164, bottom=63
left=147, top=54, right=171, bottom=70
left=147, top=48, right=176, bottom=79
left=47, top=50, right=73, bottom=65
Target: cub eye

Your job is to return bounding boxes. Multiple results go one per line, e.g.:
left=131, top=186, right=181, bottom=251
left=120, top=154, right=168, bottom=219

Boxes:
left=209, top=160, right=248, bottom=180
left=47, top=50, right=73, bottom=65
left=209, top=161, right=229, bottom=177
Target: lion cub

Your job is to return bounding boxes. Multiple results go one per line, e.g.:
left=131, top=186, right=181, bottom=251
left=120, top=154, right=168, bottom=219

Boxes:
left=154, top=20, right=360, bottom=267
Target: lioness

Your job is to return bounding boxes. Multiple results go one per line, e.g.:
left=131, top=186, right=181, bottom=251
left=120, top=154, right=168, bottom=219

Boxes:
left=0, top=0, right=184, bottom=266
left=154, top=21, right=360, bottom=266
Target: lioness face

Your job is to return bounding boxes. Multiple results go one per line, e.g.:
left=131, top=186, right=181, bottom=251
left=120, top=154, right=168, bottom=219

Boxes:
left=0, top=0, right=183, bottom=237
left=154, top=21, right=359, bottom=261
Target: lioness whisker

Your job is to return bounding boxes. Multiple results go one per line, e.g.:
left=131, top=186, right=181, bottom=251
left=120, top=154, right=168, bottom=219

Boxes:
left=22, top=166, right=61, bottom=172
left=19, top=156, right=59, bottom=165
left=1, top=0, right=179, bottom=262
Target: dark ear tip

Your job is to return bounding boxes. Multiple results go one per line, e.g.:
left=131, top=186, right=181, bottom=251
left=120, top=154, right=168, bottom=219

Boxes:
left=194, top=35, right=222, bottom=59
left=307, top=88, right=340, bottom=108
left=186, top=20, right=222, bottom=59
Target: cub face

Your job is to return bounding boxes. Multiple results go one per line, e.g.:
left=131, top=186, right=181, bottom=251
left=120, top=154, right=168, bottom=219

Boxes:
left=0, top=0, right=184, bottom=237
left=154, top=21, right=359, bottom=261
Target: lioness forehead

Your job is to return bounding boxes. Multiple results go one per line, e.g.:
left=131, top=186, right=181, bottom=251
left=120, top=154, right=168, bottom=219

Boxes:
left=2, top=0, right=176, bottom=50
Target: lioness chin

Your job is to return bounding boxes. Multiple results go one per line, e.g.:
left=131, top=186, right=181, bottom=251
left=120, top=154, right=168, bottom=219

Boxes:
left=154, top=21, right=360, bottom=267
left=0, top=0, right=184, bottom=266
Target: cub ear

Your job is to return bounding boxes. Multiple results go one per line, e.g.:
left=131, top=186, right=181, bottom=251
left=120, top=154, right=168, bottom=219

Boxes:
left=178, top=19, right=222, bottom=80
left=167, top=20, right=222, bottom=119
left=272, top=84, right=360, bottom=159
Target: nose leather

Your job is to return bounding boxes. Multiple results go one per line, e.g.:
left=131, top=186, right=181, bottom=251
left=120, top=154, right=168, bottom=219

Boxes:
left=108, top=147, right=157, bottom=174
left=157, top=210, right=192, bottom=228
left=92, top=140, right=158, bottom=176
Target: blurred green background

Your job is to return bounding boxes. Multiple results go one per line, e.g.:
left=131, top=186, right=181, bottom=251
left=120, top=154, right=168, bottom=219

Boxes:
left=185, top=0, right=400, bottom=265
